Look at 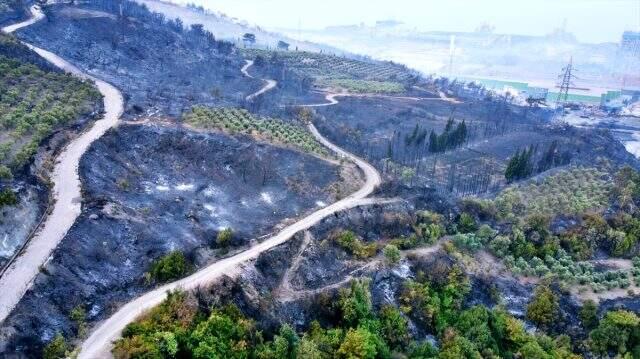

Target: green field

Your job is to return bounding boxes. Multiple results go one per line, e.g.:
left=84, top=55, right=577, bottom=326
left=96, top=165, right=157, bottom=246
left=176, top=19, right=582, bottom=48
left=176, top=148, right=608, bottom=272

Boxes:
left=184, top=106, right=328, bottom=157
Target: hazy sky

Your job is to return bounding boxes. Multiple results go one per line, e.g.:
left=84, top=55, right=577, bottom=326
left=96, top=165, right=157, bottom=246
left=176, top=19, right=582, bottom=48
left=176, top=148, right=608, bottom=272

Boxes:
left=169, top=0, right=639, bottom=43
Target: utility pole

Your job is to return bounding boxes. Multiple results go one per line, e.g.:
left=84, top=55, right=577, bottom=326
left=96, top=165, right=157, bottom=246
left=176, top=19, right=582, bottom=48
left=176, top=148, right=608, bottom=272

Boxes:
left=555, top=57, right=577, bottom=108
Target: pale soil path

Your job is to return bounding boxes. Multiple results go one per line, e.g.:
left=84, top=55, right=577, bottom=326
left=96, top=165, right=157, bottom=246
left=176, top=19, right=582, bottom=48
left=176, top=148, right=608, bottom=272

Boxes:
left=242, top=59, right=277, bottom=101
left=79, top=80, right=384, bottom=358
left=298, top=91, right=460, bottom=108
left=0, top=6, right=124, bottom=324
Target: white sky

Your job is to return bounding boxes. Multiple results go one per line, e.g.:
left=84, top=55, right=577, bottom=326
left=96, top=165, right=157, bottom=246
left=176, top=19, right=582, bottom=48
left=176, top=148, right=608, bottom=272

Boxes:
left=168, top=0, right=640, bottom=43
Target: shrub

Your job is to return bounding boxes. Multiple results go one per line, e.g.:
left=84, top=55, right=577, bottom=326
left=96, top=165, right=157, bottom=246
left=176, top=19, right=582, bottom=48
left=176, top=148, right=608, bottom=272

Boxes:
left=42, top=333, right=67, bottom=359
left=383, top=244, right=401, bottom=265
left=0, top=165, right=12, bottom=180
left=216, top=228, right=233, bottom=248
left=148, top=251, right=191, bottom=283
left=70, top=305, right=87, bottom=337
left=579, top=300, right=598, bottom=329
left=335, top=230, right=377, bottom=259
left=379, top=305, right=410, bottom=348
left=457, top=213, right=477, bottom=233
left=589, top=310, right=640, bottom=356
left=0, top=188, right=17, bottom=207
left=526, top=285, right=559, bottom=328
left=489, top=235, right=511, bottom=258
left=453, top=233, right=483, bottom=252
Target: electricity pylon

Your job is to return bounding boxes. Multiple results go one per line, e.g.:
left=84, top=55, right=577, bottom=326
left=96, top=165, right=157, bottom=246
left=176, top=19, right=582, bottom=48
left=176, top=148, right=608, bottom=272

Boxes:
left=555, top=57, right=577, bottom=108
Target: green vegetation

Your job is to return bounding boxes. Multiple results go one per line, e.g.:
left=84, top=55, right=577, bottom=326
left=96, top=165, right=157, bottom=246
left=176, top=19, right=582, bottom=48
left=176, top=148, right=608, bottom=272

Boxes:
left=589, top=310, right=640, bottom=357
left=504, top=146, right=534, bottom=182
left=525, top=284, right=559, bottom=329
left=579, top=299, right=598, bottom=330
left=184, top=106, right=327, bottom=156
left=0, top=48, right=101, bottom=176
left=147, top=251, right=191, bottom=283
left=216, top=228, right=233, bottom=248
left=383, top=244, right=401, bottom=265
left=505, top=142, right=571, bottom=182
left=390, top=210, right=445, bottom=250
left=427, top=119, right=467, bottom=153
left=318, top=78, right=404, bottom=94
left=42, top=333, right=68, bottom=359
left=70, top=305, right=87, bottom=338
left=0, top=187, right=17, bottom=208
left=114, top=268, right=580, bottom=359
left=457, top=212, right=476, bottom=233
left=244, top=49, right=415, bottom=83
left=494, top=167, right=612, bottom=219
left=334, top=230, right=377, bottom=259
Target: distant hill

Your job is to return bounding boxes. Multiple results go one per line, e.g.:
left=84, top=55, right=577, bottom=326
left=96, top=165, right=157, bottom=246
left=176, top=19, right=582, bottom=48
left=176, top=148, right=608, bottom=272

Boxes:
left=134, top=0, right=343, bottom=54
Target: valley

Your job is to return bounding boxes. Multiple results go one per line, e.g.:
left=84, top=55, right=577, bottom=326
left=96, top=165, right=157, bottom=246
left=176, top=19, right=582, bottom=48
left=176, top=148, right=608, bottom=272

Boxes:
left=0, top=0, right=640, bottom=358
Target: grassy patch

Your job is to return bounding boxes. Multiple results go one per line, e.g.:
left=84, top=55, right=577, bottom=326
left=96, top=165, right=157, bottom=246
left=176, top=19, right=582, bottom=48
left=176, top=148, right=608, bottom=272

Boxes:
left=319, top=78, right=404, bottom=94
left=184, top=106, right=327, bottom=157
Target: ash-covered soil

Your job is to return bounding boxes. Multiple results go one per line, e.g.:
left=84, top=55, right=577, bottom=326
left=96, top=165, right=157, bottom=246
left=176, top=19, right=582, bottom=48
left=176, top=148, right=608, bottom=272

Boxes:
left=0, top=124, right=341, bottom=354
left=313, top=95, right=639, bottom=195
left=15, top=3, right=262, bottom=118
left=0, top=0, right=29, bottom=27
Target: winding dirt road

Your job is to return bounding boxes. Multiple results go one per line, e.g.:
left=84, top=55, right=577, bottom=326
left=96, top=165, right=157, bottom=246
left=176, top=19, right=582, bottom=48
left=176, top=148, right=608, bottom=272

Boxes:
left=242, top=59, right=278, bottom=101
left=299, top=90, right=459, bottom=108
left=0, top=6, right=124, bottom=323
left=79, top=62, right=383, bottom=357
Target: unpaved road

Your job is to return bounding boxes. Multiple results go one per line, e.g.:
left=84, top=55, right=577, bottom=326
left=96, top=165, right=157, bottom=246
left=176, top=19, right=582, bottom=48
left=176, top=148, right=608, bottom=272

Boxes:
left=242, top=59, right=278, bottom=101
left=79, top=77, right=382, bottom=357
left=300, top=91, right=457, bottom=108
left=0, top=6, right=124, bottom=324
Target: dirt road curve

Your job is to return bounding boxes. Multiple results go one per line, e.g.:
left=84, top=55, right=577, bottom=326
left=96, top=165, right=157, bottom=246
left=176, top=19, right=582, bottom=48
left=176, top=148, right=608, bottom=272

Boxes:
left=241, top=59, right=278, bottom=101
left=1, top=11, right=382, bottom=355
left=0, top=6, right=124, bottom=324
left=79, top=85, right=382, bottom=359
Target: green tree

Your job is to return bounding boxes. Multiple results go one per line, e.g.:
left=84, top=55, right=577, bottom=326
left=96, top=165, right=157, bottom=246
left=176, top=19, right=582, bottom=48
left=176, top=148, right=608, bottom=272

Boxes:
left=297, top=336, right=322, bottom=359
left=379, top=305, right=409, bottom=349
left=190, top=306, right=256, bottom=359
left=526, top=285, right=559, bottom=329
left=579, top=299, right=598, bottom=330
left=217, top=228, right=233, bottom=248
left=589, top=310, right=640, bottom=356
left=0, top=188, right=17, bottom=208
left=0, top=165, right=12, bottom=180
left=338, top=328, right=378, bottom=359
left=383, top=244, right=401, bottom=265
left=339, top=280, right=373, bottom=327
left=518, top=340, right=551, bottom=359
left=457, top=213, right=477, bottom=233
left=70, top=304, right=87, bottom=337
left=149, top=251, right=190, bottom=282
left=42, top=333, right=67, bottom=359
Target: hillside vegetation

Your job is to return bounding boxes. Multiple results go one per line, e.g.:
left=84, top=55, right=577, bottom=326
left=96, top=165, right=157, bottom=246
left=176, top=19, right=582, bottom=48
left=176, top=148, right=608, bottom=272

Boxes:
left=0, top=47, right=101, bottom=179
left=494, top=167, right=612, bottom=219
left=245, top=49, right=416, bottom=84
left=184, top=106, right=328, bottom=156
left=319, top=78, right=404, bottom=94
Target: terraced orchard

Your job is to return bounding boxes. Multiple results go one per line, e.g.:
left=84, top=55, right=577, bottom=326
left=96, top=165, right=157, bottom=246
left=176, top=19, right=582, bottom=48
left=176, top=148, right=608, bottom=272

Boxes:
left=244, top=49, right=415, bottom=83
left=0, top=40, right=102, bottom=177
left=494, top=166, right=612, bottom=219
left=184, top=107, right=328, bottom=157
